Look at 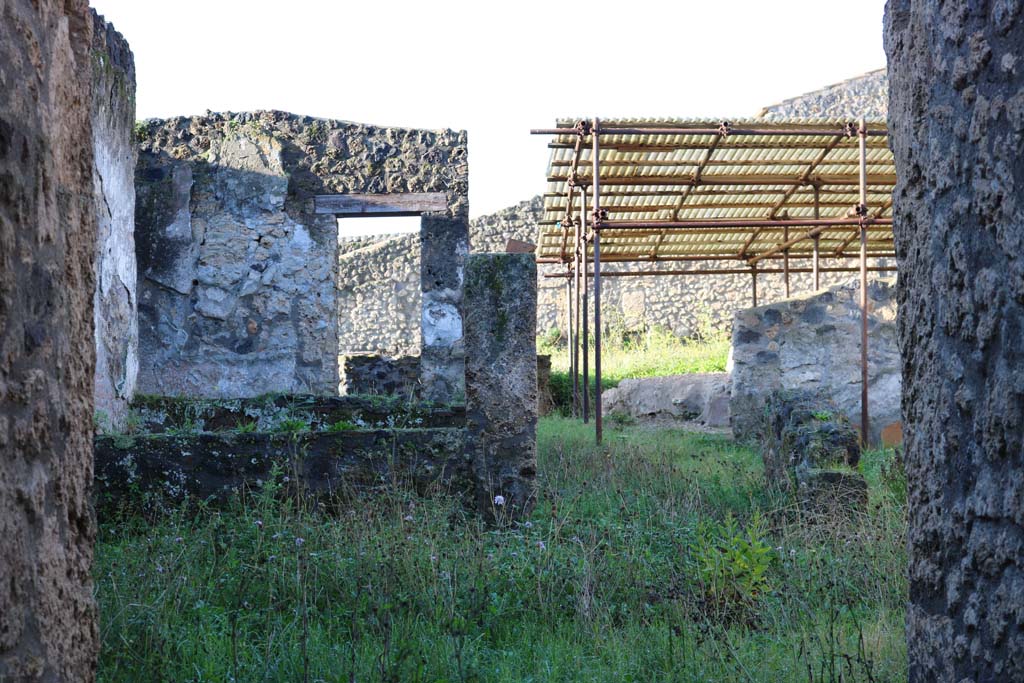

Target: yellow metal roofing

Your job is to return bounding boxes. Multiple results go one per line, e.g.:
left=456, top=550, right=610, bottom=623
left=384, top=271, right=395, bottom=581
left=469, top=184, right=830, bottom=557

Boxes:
left=537, top=117, right=895, bottom=266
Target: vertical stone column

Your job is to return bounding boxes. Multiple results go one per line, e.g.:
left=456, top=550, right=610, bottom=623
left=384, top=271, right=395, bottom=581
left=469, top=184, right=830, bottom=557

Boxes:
left=886, top=1, right=1024, bottom=679
left=463, top=254, right=538, bottom=519
left=420, top=214, right=469, bottom=402
left=91, top=10, right=139, bottom=429
left=1, top=1, right=100, bottom=680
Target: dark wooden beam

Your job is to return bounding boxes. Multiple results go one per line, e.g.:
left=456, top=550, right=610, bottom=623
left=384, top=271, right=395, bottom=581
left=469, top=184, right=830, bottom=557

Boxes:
left=315, top=192, right=448, bottom=216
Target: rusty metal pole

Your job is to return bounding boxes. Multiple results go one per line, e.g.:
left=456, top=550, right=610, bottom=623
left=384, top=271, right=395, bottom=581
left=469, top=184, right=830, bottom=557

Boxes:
left=581, top=187, right=589, bottom=421
left=572, top=220, right=581, bottom=418
left=858, top=117, right=870, bottom=445
left=751, top=267, right=758, bottom=307
left=783, top=225, right=791, bottom=297
left=592, top=117, right=603, bottom=444
left=813, top=185, right=821, bottom=291
left=566, top=262, right=576, bottom=417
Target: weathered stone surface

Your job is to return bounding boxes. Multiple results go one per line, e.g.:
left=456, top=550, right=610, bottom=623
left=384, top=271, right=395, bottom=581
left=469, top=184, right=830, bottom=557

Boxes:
left=759, top=390, right=864, bottom=515
left=0, top=1, right=100, bottom=679
left=886, top=2, right=1024, bottom=679
left=730, top=278, right=901, bottom=445
left=420, top=214, right=468, bottom=401
left=759, top=69, right=888, bottom=119
left=134, top=112, right=468, bottom=399
left=603, top=373, right=731, bottom=427
left=337, top=233, right=421, bottom=359
left=130, top=394, right=466, bottom=433
left=91, top=10, right=138, bottom=429
left=537, top=355, right=554, bottom=416
left=94, top=428, right=470, bottom=510
left=340, top=355, right=421, bottom=397
left=464, top=254, right=538, bottom=520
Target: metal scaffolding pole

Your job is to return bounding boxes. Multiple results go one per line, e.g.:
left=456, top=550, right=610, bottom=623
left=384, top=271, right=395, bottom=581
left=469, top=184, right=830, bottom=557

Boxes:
left=569, top=264, right=577, bottom=417
left=581, top=188, right=590, bottom=424
left=572, top=220, right=581, bottom=418
left=783, top=225, right=791, bottom=298
left=813, top=185, right=821, bottom=290
left=858, top=117, right=870, bottom=445
left=592, top=117, right=603, bottom=444
left=751, top=267, right=758, bottom=307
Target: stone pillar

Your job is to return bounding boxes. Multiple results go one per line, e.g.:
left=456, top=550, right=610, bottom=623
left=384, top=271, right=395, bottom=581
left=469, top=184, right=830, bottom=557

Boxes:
left=464, top=254, right=538, bottom=519
left=885, top=2, right=1024, bottom=679
left=91, top=10, right=139, bottom=429
left=420, top=214, right=469, bottom=402
left=1, top=1, right=100, bottom=680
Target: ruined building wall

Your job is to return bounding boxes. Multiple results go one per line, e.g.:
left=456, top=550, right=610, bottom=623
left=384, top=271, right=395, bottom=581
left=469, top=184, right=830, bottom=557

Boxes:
left=758, top=68, right=889, bottom=119
left=886, top=1, right=1024, bottom=679
left=134, top=113, right=467, bottom=398
left=730, top=278, right=901, bottom=445
left=91, top=10, right=138, bottom=428
left=0, top=0, right=100, bottom=679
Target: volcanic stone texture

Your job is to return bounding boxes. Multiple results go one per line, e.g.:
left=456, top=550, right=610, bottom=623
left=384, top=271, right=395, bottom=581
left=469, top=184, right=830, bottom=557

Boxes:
left=464, top=254, right=538, bottom=520
left=759, top=390, right=866, bottom=514
left=886, top=1, right=1024, bottom=679
left=134, top=112, right=468, bottom=400
left=91, top=10, right=138, bottom=429
left=730, top=278, right=901, bottom=445
left=0, top=0, right=100, bottom=679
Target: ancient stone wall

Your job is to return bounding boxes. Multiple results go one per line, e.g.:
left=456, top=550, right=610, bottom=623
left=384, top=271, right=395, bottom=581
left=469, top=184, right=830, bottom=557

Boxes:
left=759, top=69, right=889, bottom=119
left=91, top=10, right=138, bottom=429
left=0, top=0, right=100, bottom=679
left=730, top=278, right=900, bottom=445
left=134, top=113, right=467, bottom=398
left=337, top=234, right=420, bottom=357
left=886, top=1, right=1024, bottom=679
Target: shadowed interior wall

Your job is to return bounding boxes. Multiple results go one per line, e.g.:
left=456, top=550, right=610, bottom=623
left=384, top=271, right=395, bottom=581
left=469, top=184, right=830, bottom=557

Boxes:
left=886, top=1, right=1024, bottom=679
left=0, top=0, right=100, bottom=679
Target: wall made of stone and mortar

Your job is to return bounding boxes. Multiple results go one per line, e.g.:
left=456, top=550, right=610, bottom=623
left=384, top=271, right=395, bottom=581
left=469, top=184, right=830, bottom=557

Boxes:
left=886, top=1, right=1024, bottom=679
left=91, top=10, right=138, bottom=429
left=758, top=68, right=889, bottom=119
left=134, top=112, right=467, bottom=398
left=1, top=0, right=100, bottom=678
left=730, top=278, right=901, bottom=445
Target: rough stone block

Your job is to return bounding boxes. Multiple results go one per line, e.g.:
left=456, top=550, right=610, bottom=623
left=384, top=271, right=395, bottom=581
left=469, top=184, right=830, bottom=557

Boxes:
left=464, top=254, right=538, bottom=520
left=730, top=278, right=901, bottom=445
left=759, top=390, right=862, bottom=502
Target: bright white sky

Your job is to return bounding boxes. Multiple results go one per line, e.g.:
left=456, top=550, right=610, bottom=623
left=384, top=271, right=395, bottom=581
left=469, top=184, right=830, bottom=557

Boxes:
left=90, top=0, right=887, bottom=219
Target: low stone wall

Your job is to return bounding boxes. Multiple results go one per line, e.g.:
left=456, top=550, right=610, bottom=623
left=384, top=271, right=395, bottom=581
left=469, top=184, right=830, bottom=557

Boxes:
left=730, top=278, right=901, bottom=445
left=95, top=428, right=470, bottom=509
left=603, top=373, right=731, bottom=427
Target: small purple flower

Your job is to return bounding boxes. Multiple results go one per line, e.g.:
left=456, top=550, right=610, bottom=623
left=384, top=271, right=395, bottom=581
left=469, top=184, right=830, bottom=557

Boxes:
left=254, top=520, right=263, bottom=529
left=295, top=537, right=305, bottom=547
left=403, top=515, right=414, bottom=522
left=493, top=495, right=506, bottom=507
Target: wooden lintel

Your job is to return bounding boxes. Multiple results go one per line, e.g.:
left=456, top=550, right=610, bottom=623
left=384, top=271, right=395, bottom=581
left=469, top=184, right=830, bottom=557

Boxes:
left=315, top=192, right=448, bottom=216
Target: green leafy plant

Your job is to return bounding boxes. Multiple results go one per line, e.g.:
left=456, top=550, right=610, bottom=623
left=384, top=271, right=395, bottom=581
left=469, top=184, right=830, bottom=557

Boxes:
left=326, top=420, right=359, bottom=433
left=692, top=512, right=773, bottom=624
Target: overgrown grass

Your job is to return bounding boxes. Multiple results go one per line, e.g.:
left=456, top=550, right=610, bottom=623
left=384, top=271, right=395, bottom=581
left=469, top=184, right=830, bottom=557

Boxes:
left=94, top=418, right=907, bottom=682
left=541, top=326, right=731, bottom=413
